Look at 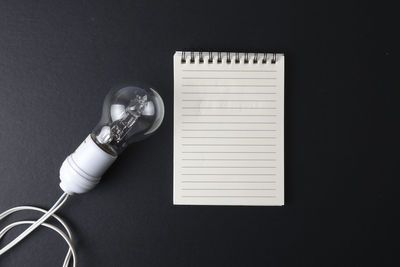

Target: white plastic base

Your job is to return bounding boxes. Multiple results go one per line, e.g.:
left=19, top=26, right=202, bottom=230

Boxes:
left=59, top=135, right=117, bottom=195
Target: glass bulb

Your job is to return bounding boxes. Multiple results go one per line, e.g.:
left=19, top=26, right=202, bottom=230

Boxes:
left=59, top=82, right=164, bottom=195
left=91, top=83, right=164, bottom=156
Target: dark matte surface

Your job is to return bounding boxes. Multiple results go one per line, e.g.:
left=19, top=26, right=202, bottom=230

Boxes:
left=0, top=0, right=398, bottom=266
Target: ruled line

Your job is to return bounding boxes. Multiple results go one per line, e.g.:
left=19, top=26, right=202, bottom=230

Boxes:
left=181, top=196, right=276, bottom=198
left=182, top=70, right=277, bottom=72
left=182, top=122, right=276, bottom=124
left=182, top=84, right=276, bottom=87
left=182, top=114, right=277, bottom=117
left=182, top=166, right=276, bottom=168
left=182, top=92, right=277, bottom=95
left=181, top=137, right=276, bottom=139
left=181, top=173, right=276, bottom=175
left=181, top=181, right=277, bottom=183
left=182, top=107, right=276, bottom=109
left=182, top=144, right=276, bottom=146
left=182, top=159, right=276, bottom=161
left=182, top=77, right=276, bottom=80
left=182, top=129, right=276, bottom=131
left=181, top=151, right=276, bottom=153
left=181, top=99, right=276, bottom=102
left=181, top=188, right=276, bottom=190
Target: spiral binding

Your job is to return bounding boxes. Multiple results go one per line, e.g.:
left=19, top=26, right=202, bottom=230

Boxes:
left=181, top=52, right=277, bottom=64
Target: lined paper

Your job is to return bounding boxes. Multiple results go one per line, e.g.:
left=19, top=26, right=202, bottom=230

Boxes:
left=173, top=52, right=284, bottom=206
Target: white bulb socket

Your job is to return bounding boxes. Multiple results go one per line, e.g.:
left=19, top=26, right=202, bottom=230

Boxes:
left=59, top=135, right=117, bottom=195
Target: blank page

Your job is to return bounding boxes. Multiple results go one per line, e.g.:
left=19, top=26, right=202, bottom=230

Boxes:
left=173, top=51, right=284, bottom=206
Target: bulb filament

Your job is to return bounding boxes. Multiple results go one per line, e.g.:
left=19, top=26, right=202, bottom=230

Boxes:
left=96, top=95, right=148, bottom=145
left=110, top=95, right=148, bottom=143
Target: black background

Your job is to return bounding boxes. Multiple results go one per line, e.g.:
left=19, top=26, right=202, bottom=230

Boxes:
left=0, top=0, right=398, bottom=266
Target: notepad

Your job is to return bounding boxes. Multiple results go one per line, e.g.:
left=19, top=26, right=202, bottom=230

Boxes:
left=173, top=51, right=284, bottom=206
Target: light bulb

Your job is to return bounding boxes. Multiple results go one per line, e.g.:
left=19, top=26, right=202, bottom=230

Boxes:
left=59, top=83, right=164, bottom=194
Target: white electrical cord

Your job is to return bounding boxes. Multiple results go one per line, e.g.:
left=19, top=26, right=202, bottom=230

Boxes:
left=0, top=192, right=75, bottom=267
